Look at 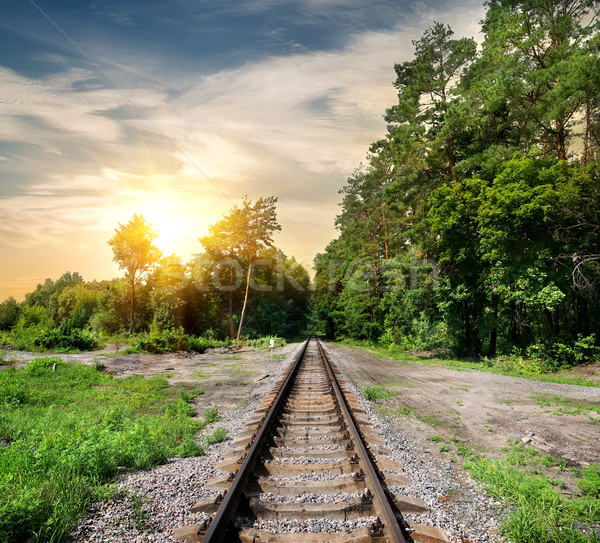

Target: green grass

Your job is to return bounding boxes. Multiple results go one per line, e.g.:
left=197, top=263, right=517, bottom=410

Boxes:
left=464, top=442, right=600, bottom=542
left=0, top=357, right=208, bottom=543
left=530, top=394, right=600, bottom=421
left=362, top=386, right=393, bottom=401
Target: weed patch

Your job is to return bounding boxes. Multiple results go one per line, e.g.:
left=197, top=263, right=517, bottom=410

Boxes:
left=464, top=443, right=600, bottom=542
left=362, top=386, right=393, bottom=401
left=0, top=358, right=205, bottom=543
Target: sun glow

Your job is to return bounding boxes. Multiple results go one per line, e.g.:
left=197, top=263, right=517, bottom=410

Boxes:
left=142, top=206, right=190, bottom=256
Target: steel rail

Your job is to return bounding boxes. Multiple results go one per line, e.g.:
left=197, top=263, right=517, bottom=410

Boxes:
left=201, top=337, right=311, bottom=543
left=316, top=338, right=408, bottom=543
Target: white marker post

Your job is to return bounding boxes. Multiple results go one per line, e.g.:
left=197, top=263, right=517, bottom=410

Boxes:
left=270, top=339, right=275, bottom=359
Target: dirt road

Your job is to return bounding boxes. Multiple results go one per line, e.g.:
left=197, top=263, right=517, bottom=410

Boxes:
left=325, top=342, right=600, bottom=494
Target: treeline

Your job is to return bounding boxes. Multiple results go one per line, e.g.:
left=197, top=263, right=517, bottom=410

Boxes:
left=312, top=0, right=600, bottom=368
left=0, top=198, right=310, bottom=352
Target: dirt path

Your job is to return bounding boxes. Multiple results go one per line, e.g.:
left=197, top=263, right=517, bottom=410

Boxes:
left=324, top=343, right=600, bottom=493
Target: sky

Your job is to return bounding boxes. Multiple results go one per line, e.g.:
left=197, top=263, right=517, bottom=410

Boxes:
left=0, top=0, right=485, bottom=301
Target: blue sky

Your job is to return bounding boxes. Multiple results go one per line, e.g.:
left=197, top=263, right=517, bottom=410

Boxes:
left=0, top=0, right=485, bottom=299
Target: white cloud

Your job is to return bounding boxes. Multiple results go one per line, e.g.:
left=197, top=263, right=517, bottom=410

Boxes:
left=0, top=66, right=165, bottom=145
left=0, top=0, right=486, bottom=278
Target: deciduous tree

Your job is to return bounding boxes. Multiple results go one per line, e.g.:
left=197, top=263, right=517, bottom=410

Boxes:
left=108, top=214, right=161, bottom=334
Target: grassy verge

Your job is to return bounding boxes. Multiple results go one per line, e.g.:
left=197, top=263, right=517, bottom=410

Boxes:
left=0, top=357, right=214, bottom=543
left=463, top=443, right=600, bottom=543
left=338, top=340, right=600, bottom=387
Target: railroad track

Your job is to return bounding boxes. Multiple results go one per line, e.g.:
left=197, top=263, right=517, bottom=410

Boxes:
left=174, top=336, right=449, bottom=543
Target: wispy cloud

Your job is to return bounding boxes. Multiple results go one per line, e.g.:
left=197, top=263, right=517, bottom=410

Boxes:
left=0, top=0, right=485, bottom=284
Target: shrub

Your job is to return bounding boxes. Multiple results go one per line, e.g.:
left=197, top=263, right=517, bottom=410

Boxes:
left=135, top=327, right=187, bottom=354
left=529, top=334, right=600, bottom=371
left=236, top=337, right=286, bottom=348
left=187, top=335, right=219, bottom=353
left=35, top=326, right=98, bottom=352
left=203, top=407, right=220, bottom=424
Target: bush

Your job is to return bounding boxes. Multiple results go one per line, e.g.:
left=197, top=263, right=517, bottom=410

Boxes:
left=236, top=337, right=286, bottom=348
left=187, top=335, right=219, bottom=353
left=203, top=406, right=220, bottom=424
left=529, top=334, right=600, bottom=371
left=204, top=427, right=227, bottom=446
left=135, top=327, right=187, bottom=353
left=34, top=310, right=98, bottom=352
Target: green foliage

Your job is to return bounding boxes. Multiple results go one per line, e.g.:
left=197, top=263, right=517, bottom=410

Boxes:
left=528, top=335, right=600, bottom=370
left=362, top=386, right=393, bottom=401
left=234, top=336, right=286, bottom=348
left=203, top=407, right=220, bottom=424
left=577, top=465, right=600, bottom=499
left=11, top=306, right=51, bottom=351
left=136, top=327, right=188, bottom=354
left=466, top=454, right=600, bottom=543
left=204, top=427, right=228, bottom=446
left=186, top=335, right=219, bottom=352
left=35, top=310, right=99, bottom=352
left=312, top=4, right=600, bottom=367
left=0, top=359, right=204, bottom=543
left=0, top=298, right=21, bottom=331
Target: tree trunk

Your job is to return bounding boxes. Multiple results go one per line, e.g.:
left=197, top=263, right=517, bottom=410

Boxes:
left=464, top=302, right=479, bottom=357
left=556, top=114, right=566, bottom=161
left=228, top=267, right=235, bottom=339
left=129, top=278, right=135, bottom=335
left=488, top=295, right=498, bottom=358
left=237, top=258, right=253, bottom=340
left=228, top=291, right=235, bottom=339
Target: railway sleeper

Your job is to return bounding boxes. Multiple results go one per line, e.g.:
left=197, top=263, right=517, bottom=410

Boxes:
left=272, top=437, right=353, bottom=448
left=275, top=427, right=347, bottom=439
left=285, top=400, right=336, bottom=409
left=278, top=418, right=344, bottom=427
left=237, top=526, right=388, bottom=542
left=246, top=495, right=374, bottom=521
left=254, top=459, right=361, bottom=476
left=280, top=411, right=343, bottom=426
left=407, top=523, right=450, bottom=543
left=245, top=474, right=370, bottom=496
left=266, top=446, right=355, bottom=459
left=283, top=406, right=339, bottom=415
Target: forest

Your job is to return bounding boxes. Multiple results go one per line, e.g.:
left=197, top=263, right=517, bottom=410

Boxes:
left=0, top=197, right=310, bottom=353
left=311, top=0, right=600, bottom=368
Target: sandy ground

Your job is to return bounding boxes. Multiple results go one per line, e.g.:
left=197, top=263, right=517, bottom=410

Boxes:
left=4, top=340, right=599, bottom=496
